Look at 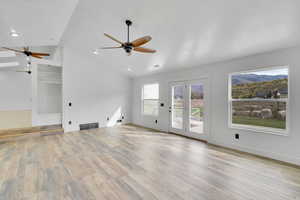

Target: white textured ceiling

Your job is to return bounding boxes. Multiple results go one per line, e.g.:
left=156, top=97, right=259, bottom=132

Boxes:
left=2, top=0, right=300, bottom=76
left=61, top=0, right=300, bottom=76
left=0, top=0, right=78, bottom=47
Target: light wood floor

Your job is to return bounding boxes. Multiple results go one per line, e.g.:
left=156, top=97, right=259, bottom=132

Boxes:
left=0, top=125, right=300, bottom=200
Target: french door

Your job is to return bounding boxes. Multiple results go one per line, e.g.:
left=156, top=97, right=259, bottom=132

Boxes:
left=169, top=79, right=209, bottom=141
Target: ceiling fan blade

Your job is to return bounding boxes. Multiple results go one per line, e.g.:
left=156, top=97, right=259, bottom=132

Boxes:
left=2, top=47, right=24, bottom=53
left=133, top=47, right=156, bottom=53
left=31, top=55, right=43, bottom=59
left=100, top=46, right=122, bottom=49
left=31, top=52, right=50, bottom=56
left=104, top=33, right=124, bottom=45
left=131, top=36, right=152, bottom=47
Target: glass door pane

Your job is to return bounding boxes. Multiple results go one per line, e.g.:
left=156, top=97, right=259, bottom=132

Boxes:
left=189, top=83, right=204, bottom=134
left=171, top=85, right=185, bottom=130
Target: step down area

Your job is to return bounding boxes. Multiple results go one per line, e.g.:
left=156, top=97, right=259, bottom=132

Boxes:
left=0, top=124, right=64, bottom=141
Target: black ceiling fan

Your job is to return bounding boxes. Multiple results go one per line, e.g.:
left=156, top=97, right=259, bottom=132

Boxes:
left=1, top=47, right=50, bottom=59
left=101, top=20, right=156, bottom=55
left=1, top=46, right=50, bottom=75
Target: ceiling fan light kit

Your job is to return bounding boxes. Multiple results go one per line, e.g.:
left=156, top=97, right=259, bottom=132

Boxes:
left=102, top=20, right=156, bottom=55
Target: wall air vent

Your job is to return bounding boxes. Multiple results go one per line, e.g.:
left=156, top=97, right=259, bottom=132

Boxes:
left=79, top=122, right=99, bottom=130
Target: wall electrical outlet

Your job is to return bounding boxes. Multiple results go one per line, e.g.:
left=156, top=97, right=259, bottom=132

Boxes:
left=235, top=133, right=239, bottom=140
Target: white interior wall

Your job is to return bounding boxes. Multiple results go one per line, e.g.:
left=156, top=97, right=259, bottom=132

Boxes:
left=62, top=47, right=132, bottom=132
left=50, top=46, right=63, bottom=62
left=0, top=71, right=31, bottom=110
left=132, top=46, right=300, bottom=165
left=0, top=70, right=32, bottom=129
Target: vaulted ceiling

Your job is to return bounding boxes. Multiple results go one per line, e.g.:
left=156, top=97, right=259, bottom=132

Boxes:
left=0, top=0, right=78, bottom=47
left=2, top=0, right=300, bottom=76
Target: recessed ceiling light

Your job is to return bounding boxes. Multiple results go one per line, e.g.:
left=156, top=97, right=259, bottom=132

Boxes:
left=127, top=68, right=132, bottom=72
left=10, top=30, right=19, bottom=37
left=93, top=49, right=99, bottom=55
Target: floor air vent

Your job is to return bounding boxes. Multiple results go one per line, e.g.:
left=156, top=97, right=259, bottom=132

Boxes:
left=79, top=122, right=99, bottom=130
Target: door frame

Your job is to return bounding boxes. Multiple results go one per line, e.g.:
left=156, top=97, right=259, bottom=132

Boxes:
left=168, top=78, right=210, bottom=141
left=168, top=81, right=186, bottom=135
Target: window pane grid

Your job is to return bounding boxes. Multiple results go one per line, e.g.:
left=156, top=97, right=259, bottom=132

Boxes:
left=229, top=67, right=288, bottom=133
left=142, top=83, right=159, bottom=116
left=143, top=100, right=159, bottom=116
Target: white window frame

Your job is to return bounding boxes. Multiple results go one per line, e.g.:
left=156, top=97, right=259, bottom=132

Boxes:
left=142, top=83, right=159, bottom=116
left=228, top=66, right=289, bottom=136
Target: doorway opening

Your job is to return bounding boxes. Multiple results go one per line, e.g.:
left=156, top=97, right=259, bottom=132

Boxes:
left=169, top=79, right=209, bottom=141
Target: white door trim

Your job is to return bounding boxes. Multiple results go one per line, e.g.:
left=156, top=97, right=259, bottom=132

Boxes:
left=168, top=81, right=186, bottom=135
left=168, top=78, right=210, bottom=141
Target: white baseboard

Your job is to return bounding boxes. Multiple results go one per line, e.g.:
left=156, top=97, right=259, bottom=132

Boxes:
left=208, top=139, right=300, bottom=166
left=133, top=123, right=300, bottom=166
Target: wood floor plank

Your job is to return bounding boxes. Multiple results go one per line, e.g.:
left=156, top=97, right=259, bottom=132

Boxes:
left=0, top=125, right=299, bottom=200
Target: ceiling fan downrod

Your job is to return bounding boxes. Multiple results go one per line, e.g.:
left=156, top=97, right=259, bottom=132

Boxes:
left=125, top=19, right=132, bottom=43
left=124, top=20, right=133, bottom=54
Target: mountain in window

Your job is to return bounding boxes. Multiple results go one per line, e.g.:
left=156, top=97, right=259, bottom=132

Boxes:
left=232, top=74, right=288, bottom=85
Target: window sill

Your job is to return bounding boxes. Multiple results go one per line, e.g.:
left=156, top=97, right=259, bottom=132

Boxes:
left=229, top=124, right=289, bottom=136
